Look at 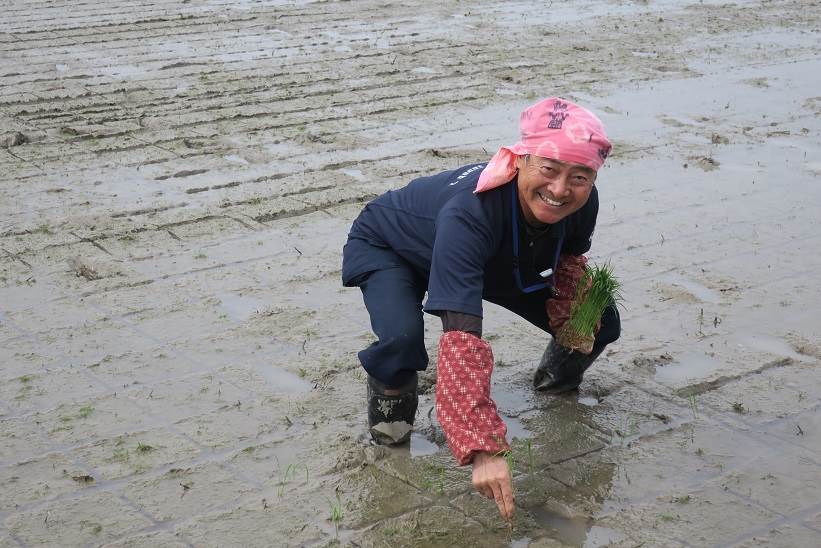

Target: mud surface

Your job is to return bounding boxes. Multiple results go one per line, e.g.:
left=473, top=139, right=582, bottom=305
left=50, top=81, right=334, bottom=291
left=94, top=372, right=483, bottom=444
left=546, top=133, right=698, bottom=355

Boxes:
left=2, top=0, right=821, bottom=546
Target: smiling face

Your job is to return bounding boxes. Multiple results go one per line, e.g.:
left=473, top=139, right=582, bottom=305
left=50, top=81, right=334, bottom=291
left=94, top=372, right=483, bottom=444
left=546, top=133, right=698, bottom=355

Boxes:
left=515, top=154, right=597, bottom=226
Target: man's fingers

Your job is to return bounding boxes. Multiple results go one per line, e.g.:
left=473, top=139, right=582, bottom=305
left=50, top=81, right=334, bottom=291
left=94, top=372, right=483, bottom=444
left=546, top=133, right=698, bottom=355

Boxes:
left=490, top=483, right=507, bottom=518
left=499, top=475, right=515, bottom=520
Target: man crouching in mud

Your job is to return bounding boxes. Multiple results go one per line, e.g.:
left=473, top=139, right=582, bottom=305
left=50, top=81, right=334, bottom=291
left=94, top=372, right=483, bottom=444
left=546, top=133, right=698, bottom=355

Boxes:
left=341, top=98, right=620, bottom=520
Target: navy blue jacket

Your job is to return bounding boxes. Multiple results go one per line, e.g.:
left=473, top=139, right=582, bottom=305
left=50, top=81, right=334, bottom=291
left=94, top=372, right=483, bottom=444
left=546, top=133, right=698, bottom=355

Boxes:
left=343, top=163, right=598, bottom=318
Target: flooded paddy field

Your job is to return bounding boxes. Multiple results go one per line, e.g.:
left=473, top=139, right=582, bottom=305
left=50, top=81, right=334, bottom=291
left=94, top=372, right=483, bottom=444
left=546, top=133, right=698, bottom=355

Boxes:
left=1, top=0, right=820, bottom=546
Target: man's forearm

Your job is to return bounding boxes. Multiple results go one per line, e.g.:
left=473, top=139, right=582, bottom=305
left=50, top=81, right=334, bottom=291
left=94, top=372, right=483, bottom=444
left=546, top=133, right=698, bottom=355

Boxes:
left=435, top=330, right=509, bottom=465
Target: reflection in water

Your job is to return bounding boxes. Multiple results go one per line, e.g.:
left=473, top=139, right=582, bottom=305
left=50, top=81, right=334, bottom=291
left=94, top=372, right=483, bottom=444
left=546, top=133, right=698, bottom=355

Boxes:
left=504, top=414, right=534, bottom=441
left=410, top=432, right=439, bottom=457
left=578, top=395, right=599, bottom=407
left=217, top=293, right=264, bottom=322
left=253, top=363, right=312, bottom=393
left=523, top=507, right=625, bottom=547
left=654, top=351, right=722, bottom=383
left=660, top=273, right=722, bottom=303
left=529, top=507, right=593, bottom=546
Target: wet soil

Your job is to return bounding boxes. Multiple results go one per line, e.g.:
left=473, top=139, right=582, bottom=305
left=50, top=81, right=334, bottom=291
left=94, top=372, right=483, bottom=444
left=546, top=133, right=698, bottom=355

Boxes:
left=2, top=0, right=821, bottom=546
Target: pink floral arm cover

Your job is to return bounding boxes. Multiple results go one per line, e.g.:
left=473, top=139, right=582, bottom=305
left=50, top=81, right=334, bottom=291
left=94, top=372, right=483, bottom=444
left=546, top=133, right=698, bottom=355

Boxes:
left=436, top=331, right=510, bottom=465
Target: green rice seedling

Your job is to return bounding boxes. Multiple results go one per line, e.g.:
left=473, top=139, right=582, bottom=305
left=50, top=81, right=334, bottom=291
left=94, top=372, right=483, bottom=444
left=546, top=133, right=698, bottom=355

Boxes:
left=33, top=223, right=53, bottom=235
left=136, top=442, right=155, bottom=454
left=111, top=447, right=129, bottom=463
left=420, top=463, right=446, bottom=494
left=688, top=394, right=699, bottom=419
left=276, top=463, right=309, bottom=497
left=328, top=493, right=343, bottom=538
left=557, top=263, right=622, bottom=352
left=525, top=439, right=534, bottom=474
left=78, top=404, right=94, bottom=419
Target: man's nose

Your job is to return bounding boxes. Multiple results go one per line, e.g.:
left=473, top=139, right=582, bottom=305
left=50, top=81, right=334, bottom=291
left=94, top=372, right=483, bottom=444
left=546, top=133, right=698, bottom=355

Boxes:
left=550, top=173, right=571, bottom=196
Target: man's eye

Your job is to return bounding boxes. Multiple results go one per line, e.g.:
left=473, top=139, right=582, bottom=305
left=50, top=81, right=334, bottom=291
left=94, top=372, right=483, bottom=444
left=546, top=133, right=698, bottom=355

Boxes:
left=539, top=166, right=554, bottom=174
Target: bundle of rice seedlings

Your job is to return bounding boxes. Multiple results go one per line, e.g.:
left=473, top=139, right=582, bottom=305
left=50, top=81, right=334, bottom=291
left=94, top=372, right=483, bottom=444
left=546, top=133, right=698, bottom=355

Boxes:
left=556, top=262, right=622, bottom=353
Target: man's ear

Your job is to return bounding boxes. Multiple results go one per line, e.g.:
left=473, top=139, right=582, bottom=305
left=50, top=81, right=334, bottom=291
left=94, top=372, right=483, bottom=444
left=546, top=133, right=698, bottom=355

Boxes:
left=514, top=155, right=526, bottom=170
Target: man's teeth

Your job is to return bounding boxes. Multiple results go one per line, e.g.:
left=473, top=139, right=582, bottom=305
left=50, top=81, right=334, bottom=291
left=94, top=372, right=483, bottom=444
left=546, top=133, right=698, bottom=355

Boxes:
left=538, top=192, right=563, bottom=206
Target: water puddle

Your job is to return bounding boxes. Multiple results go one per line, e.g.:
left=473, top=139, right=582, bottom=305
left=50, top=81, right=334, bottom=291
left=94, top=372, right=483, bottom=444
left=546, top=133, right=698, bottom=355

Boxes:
left=803, top=161, right=821, bottom=175
left=732, top=333, right=813, bottom=362
left=217, top=293, right=264, bottom=322
left=578, top=396, right=599, bottom=407
left=409, top=433, right=439, bottom=457
left=529, top=506, right=593, bottom=546
left=340, top=168, right=366, bottom=181
left=223, top=154, right=249, bottom=165
left=503, top=412, right=535, bottom=441
left=252, top=364, right=312, bottom=394
left=655, top=351, right=722, bottom=384
left=491, top=383, right=536, bottom=417
left=584, top=526, right=628, bottom=547
left=660, top=273, right=722, bottom=303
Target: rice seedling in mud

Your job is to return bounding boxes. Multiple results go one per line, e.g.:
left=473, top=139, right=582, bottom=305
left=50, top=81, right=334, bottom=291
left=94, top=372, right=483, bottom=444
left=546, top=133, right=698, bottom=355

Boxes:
left=328, top=491, right=343, bottom=539
left=136, top=442, right=155, bottom=454
left=77, top=404, right=94, bottom=419
left=555, top=263, right=622, bottom=353
left=420, top=463, right=446, bottom=494
left=276, top=462, right=309, bottom=497
left=688, top=394, right=699, bottom=419
left=525, top=439, right=534, bottom=475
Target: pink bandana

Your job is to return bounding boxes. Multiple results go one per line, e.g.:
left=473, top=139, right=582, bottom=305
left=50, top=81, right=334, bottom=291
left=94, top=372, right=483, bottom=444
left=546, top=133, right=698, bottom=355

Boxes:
left=475, top=97, right=612, bottom=193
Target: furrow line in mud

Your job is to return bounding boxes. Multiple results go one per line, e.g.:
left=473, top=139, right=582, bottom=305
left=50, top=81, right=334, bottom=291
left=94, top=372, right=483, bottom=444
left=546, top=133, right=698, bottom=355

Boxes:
left=184, top=153, right=419, bottom=197
left=717, top=496, right=821, bottom=548
left=727, top=403, right=821, bottom=463
left=3, top=86, right=494, bottom=168
left=11, top=59, right=484, bottom=129
left=2, top=38, right=469, bottom=113
left=1, top=45, right=471, bottom=121
left=611, top=230, right=821, bottom=286
left=0, top=174, right=367, bottom=243
left=1, top=110, right=476, bottom=184
left=0, top=17, right=419, bottom=58
left=0, top=143, right=803, bottom=252
left=0, top=412, right=282, bottom=529
left=252, top=194, right=379, bottom=224
left=0, top=13, right=423, bottom=57
left=0, top=2, right=418, bottom=37
left=109, top=202, right=189, bottom=219
left=675, top=358, right=794, bottom=398
left=0, top=1, right=386, bottom=29
left=0, top=29, right=433, bottom=85
left=0, top=12, right=248, bottom=35
left=0, top=0, right=188, bottom=16
left=2, top=246, right=33, bottom=269
left=12, top=0, right=780, bottom=94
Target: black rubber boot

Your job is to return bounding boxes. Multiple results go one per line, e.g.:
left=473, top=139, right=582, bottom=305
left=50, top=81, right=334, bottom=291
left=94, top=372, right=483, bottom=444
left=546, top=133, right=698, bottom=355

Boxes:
left=367, top=373, right=418, bottom=445
left=533, top=339, right=603, bottom=394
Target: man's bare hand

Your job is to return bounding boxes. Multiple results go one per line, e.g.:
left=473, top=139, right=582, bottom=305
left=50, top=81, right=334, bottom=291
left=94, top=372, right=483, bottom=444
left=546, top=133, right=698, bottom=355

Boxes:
left=472, top=451, right=515, bottom=521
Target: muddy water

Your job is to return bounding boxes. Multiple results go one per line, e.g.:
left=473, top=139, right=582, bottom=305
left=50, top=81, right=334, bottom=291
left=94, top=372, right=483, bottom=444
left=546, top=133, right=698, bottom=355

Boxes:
left=2, top=0, right=821, bottom=546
